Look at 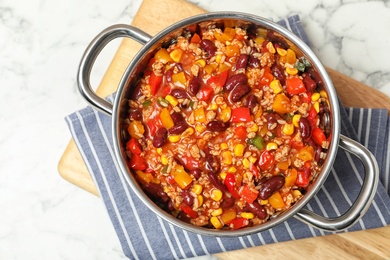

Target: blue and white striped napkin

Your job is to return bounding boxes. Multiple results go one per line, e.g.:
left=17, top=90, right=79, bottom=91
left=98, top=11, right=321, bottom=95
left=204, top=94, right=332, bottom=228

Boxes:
left=65, top=16, right=390, bottom=259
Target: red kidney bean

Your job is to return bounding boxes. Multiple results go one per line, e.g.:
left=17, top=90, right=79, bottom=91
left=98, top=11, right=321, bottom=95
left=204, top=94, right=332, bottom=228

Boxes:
left=266, top=31, right=290, bottom=49
left=224, top=74, right=248, bottom=91
left=207, top=172, right=227, bottom=192
left=220, top=197, right=235, bottom=209
left=302, top=72, right=317, bottom=92
left=167, top=199, right=175, bottom=212
left=169, top=123, right=187, bottom=135
left=314, top=145, right=323, bottom=162
left=230, top=83, right=250, bottom=102
left=244, top=94, right=258, bottom=109
left=182, top=190, right=194, bottom=206
left=153, top=127, right=168, bottom=148
left=205, top=153, right=221, bottom=174
left=299, top=117, right=312, bottom=140
left=170, top=88, right=190, bottom=99
left=264, top=113, right=280, bottom=130
left=271, top=63, right=286, bottom=86
left=320, top=112, right=331, bottom=137
left=235, top=54, right=249, bottom=70
left=319, top=101, right=329, bottom=114
left=165, top=68, right=173, bottom=83
left=247, top=201, right=267, bottom=219
left=170, top=112, right=186, bottom=125
left=129, top=109, right=142, bottom=121
left=206, top=120, right=230, bottom=132
left=188, top=76, right=201, bottom=96
left=248, top=55, right=260, bottom=68
left=307, top=67, right=324, bottom=88
left=131, top=84, right=143, bottom=100
left=142, top=183, right=170, bottom=203
left=200, top=39, right=217, bottom=58
left=190, top=169, right=202, bottom=179
left=258, top=175, right=285, bottom=200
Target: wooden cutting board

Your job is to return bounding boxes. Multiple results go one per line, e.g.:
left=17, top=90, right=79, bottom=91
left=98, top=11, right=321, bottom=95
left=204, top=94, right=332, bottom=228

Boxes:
left=58, top=0, right=390, bottom=258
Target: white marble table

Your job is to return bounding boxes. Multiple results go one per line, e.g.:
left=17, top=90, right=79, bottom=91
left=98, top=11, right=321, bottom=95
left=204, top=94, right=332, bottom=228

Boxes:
left=0, top=0, right=389, bottom=259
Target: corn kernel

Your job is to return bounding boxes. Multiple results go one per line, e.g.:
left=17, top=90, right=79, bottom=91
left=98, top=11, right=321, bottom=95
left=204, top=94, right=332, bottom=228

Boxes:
left=181, top=127, right=194, bottom=138
left=208, top=103, right=218, bottom=111
left=240, top=212, right=255, bottom=219
left=195, top=124, right=206, bottom=133
left=211, top=189, right=223, bottom=201
left=293, top=189, right=302, bottom=198
left=222, top=151, right=232, bottom=165
left=276, top=47, right=287, bottom=56
left=219, top=172, right=227, bottom=181
left=286, top=67, right=298, bottom=75
left=215, top=54, right=223, bottom=63
left=247, top=123, right=259, bottom=133
left=220, top=142, right=228, bottom=150
left=227, top=167, right=237, bottom=173
left=156, top=148, right=162, bottom=155
left=260, top=199, right=268, bottom=205
left=192, top=184, right=203, bottom=195
left=266, top=142, right=278, bottom=150
left=270, top=79, right=283, bottom=94
left=165, top=94, right=178, bottom=106
left=313, top=101, right=320, bottom=113
left=254, top=37, right=265, bottom=45
left=234, top=144, right=245, bottom=157
left=311, top=92, right=321, bottom=102
left=249, top=156, right=257, bottom=164
left=242, top=158, right=250, bottom=169
left=282, top=123, right=295, bottom=136
left=210, top=216, right=223, bottom=229
left=292, top=114, right=301, bottom=128
left=320, top=90, right=328, bottom=98
left=219, top=107, right=232, bottom=122
left=168, top=135, right=180, bottom=143
left=211, top=208, right=223, bottom=217
left=161, top=155, right=169, bottom=165
left=195, top=59, right=206, bottom=67
left=197, top=195, right=204, bottom=207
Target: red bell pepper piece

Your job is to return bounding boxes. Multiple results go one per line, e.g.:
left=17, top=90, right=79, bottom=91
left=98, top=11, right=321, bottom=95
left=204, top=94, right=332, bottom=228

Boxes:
left=180, top=204, right=198, bottom=219
left=228, top=217, right=249, bottom=230
left=231, top=107, right=252, bottom=123
left=250, top=163, right=260, bottom=178
left=296, top=165, right=311, bottom=187
left=149, top=72, right=162, bottom=95
left=234, top=125, right=247, bottom=140
left=312, top=127, right=326, bottom=146
left=258, top=150, right=275, bottom=171
left=129, top=154, right=147, bottom=171
left=190, top=33, right=201, bottom=44
left=286, top=77, right=306, bottom=95
left=146, top=117, right=162, bottom=137
left=224, top=173, right=240, bottom=199
left=239, top=185, right=259, bottom=204
left=197, top=85, right=214, bottom=101
left=126, top=138, right=142, bottom=155
left=259, top=67, right=274, bottom=87
left=207, top=70, right=228, bottom=88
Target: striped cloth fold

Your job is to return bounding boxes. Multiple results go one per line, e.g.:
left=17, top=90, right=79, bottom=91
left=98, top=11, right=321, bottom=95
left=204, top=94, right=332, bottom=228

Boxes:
left=65, top=15, right=390, bottom=259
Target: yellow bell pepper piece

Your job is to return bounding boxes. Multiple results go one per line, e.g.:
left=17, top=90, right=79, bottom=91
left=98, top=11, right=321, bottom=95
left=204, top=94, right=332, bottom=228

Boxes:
left=171, top=165, right=193, bottom=189
left=154, top=48, right=173, bottom=63
left=169, top=48, right=183, bottom=63
left=194, top=107, right=206, bottom=123
left=272, top=93, right=291, bottom=115
left=128, top=120, right=145, bottom=139
left=296, top=145, right=314, bottom=162
left=160, top=108, right=174, bottom=129
left=221, top=208, right=237, bottom=224
left=269, top=191, right=285, bottom=210
left=284, top=168, right=298, bottom=188
left=172, top=72, right=186, bottom=86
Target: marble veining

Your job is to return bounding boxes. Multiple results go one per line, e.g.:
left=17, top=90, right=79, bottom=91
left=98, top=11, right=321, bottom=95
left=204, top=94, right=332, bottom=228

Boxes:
left=0, top=0, right=389, bottom=259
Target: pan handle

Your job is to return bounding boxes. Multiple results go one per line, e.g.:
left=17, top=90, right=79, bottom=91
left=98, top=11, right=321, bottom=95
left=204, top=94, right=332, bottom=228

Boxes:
left=295, top=134, right=379, bottom=231
left=77, top=24, right=152, bottom=115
